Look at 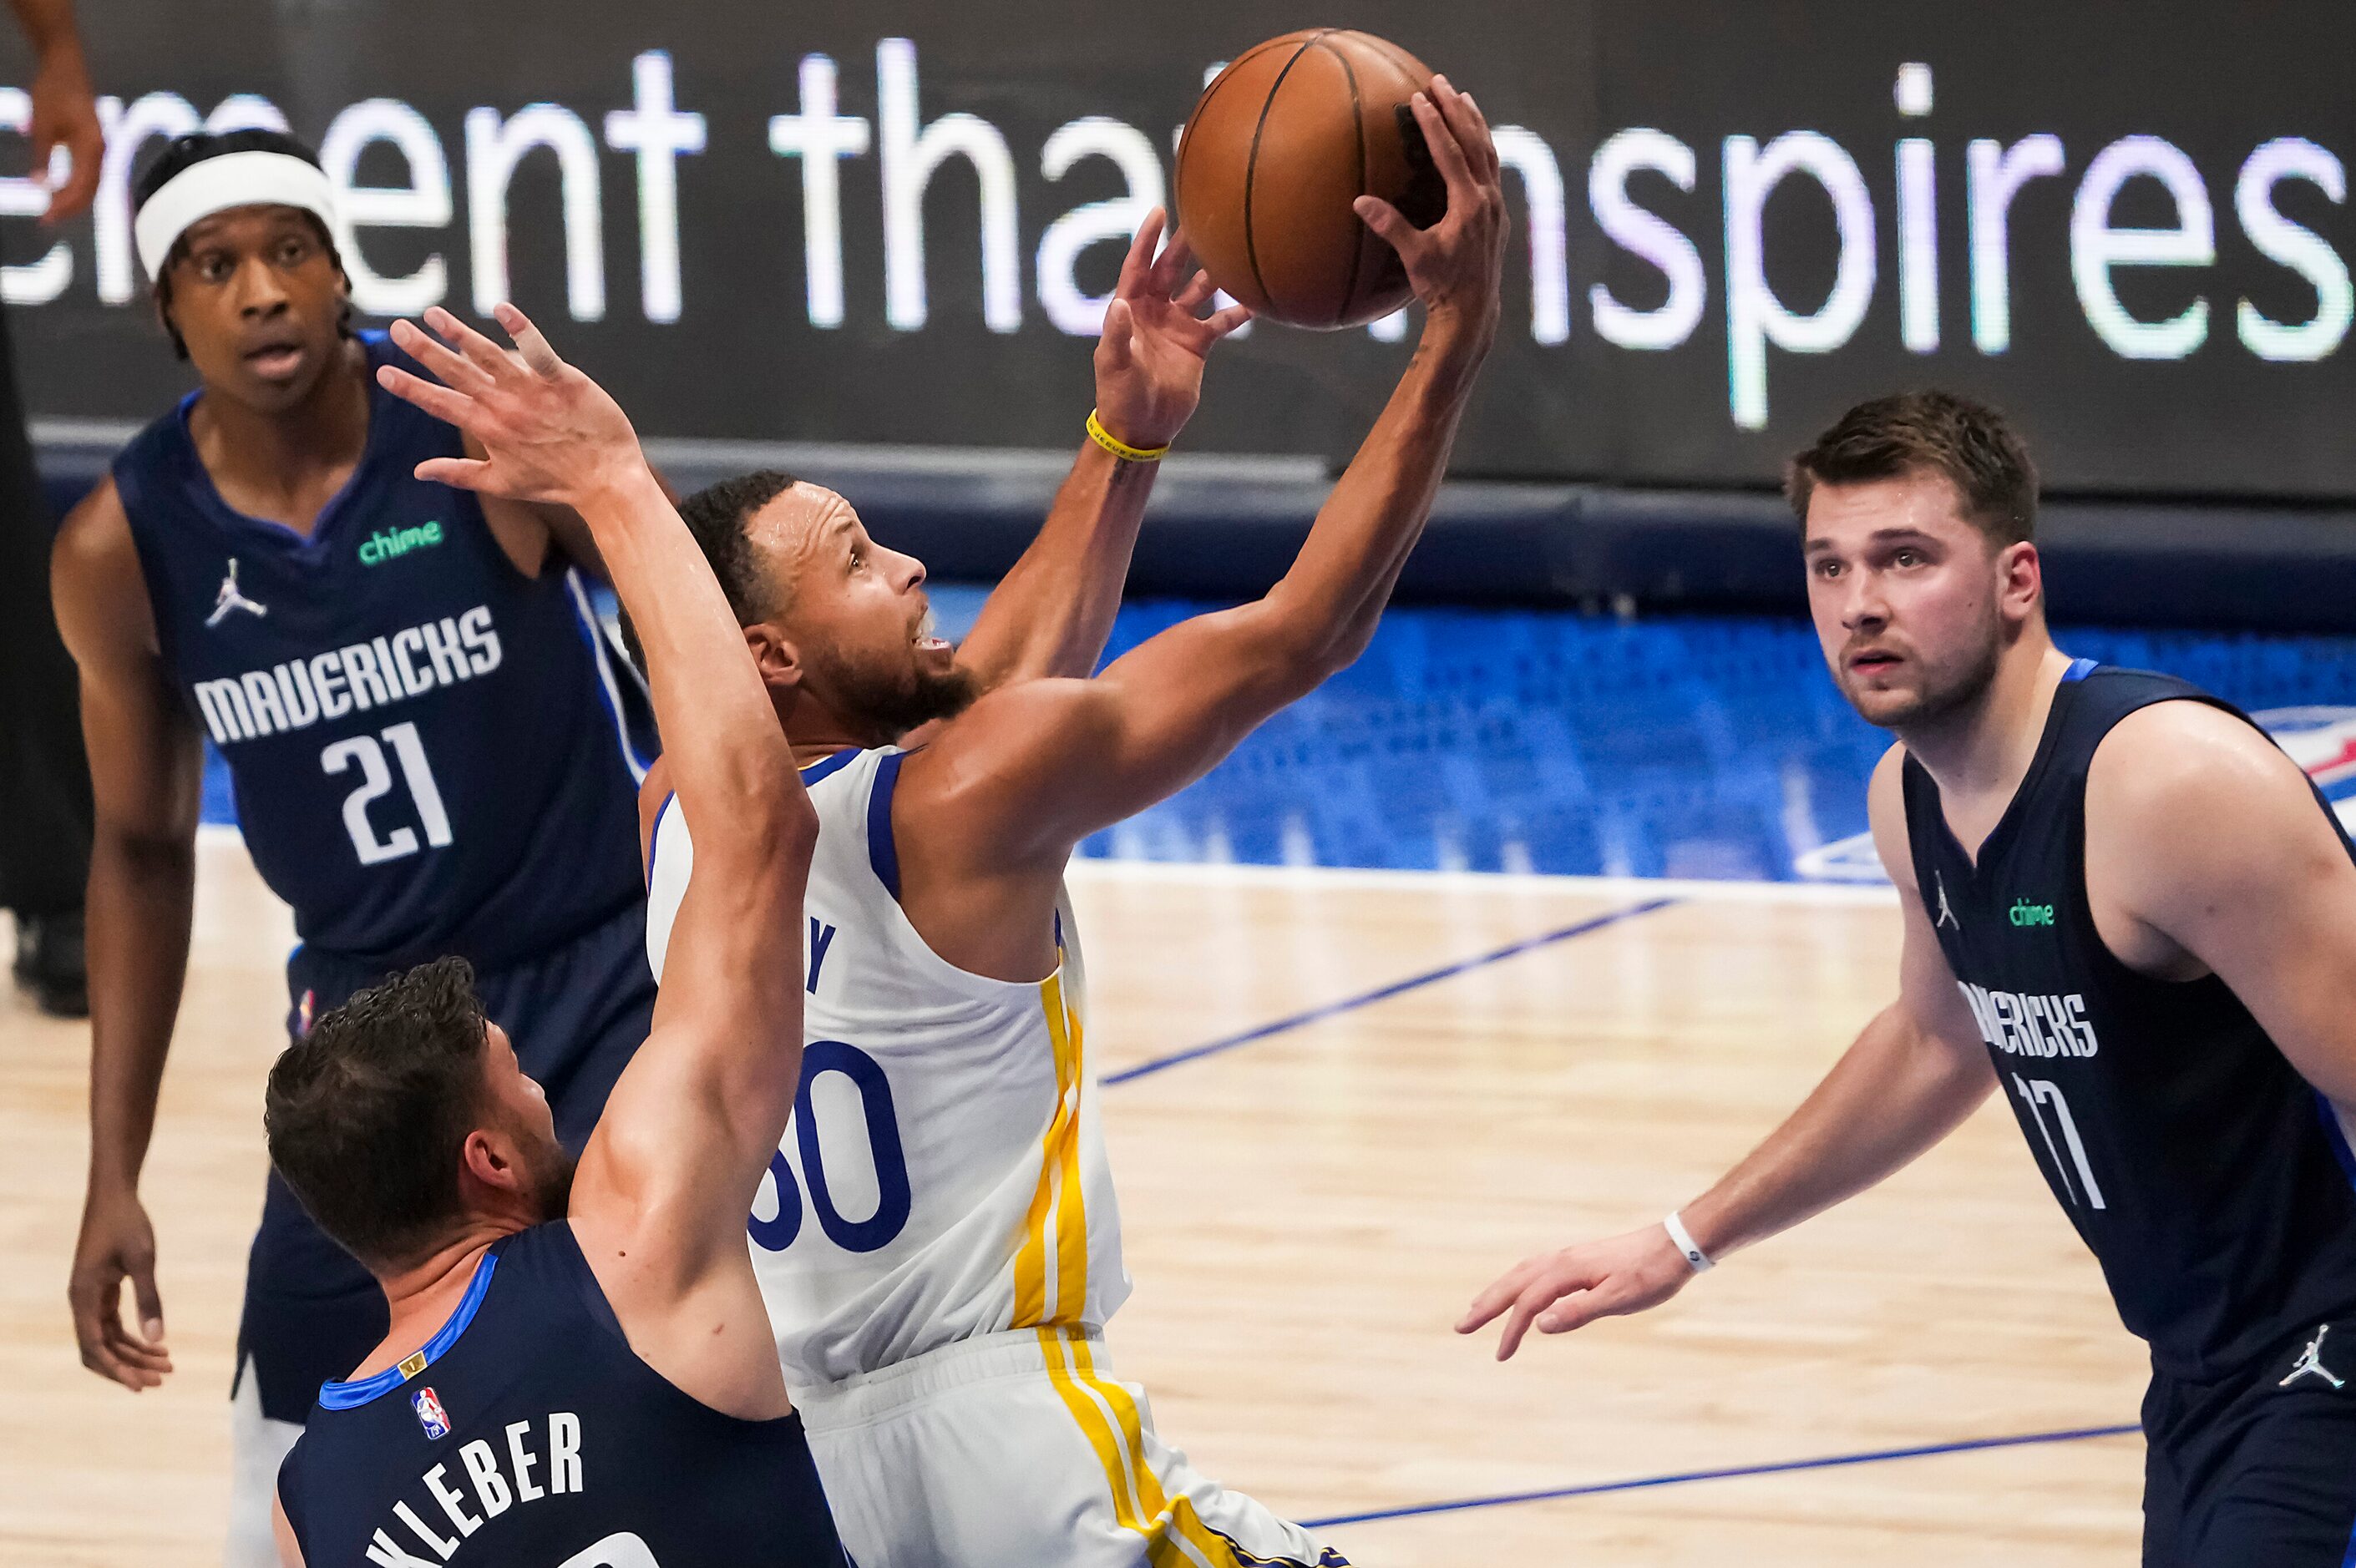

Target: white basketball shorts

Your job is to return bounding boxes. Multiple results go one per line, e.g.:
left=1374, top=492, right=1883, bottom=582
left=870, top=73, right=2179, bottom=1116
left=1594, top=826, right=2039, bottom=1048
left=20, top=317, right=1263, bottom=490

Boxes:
left=794, top=1325, right=1350, bottom=1568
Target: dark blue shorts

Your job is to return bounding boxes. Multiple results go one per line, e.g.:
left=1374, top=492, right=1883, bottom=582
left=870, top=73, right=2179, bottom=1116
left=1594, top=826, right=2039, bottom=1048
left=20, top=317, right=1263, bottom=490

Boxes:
left=2143, top=1316, right=2356, bottom=1566
left=233, top=898, right=656, bottom=1424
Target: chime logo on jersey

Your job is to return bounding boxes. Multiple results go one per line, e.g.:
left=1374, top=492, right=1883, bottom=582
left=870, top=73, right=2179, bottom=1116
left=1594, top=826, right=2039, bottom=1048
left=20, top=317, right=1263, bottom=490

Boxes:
left=359, top=519, right=445, bottom=567
left=411, top=1386, right=450, bottom=1440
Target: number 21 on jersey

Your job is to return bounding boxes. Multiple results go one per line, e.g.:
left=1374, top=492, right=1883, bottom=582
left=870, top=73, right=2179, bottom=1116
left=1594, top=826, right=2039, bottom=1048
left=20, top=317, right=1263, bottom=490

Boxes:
left=322, top=720, right=453, bottom=865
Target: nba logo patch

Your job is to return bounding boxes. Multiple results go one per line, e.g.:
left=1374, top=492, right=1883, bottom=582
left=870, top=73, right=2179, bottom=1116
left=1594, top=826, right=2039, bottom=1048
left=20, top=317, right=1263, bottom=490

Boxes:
left=411, top=1386, right=450, bottom=1440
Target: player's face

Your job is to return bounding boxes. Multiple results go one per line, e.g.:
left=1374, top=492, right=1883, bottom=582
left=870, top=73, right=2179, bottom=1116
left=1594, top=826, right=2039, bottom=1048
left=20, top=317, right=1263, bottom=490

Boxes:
left=1802, top=472, right=2014, bottom=731
left=478, top=1023, right=574, bottom=1223
left=757, top=485, right=976, bottom=743
left=161, top=205, right=348, bottom=414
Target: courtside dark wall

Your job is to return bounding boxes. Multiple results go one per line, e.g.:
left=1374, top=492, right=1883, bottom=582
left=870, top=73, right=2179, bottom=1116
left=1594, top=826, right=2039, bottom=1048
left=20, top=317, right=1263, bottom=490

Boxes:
left=5, top=2, right=2352, bottom=497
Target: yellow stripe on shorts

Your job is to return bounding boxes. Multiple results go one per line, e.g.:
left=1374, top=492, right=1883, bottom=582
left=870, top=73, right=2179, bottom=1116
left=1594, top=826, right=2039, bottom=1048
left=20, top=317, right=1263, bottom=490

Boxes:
left=1037, top=1328, right=1321, bottom=1568
left=1013, top=973, right=1089, bottom=1327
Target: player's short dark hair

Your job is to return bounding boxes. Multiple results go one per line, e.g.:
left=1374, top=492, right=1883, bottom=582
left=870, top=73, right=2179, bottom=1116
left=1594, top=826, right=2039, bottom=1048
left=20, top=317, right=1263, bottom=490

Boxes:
left=132, top=129, right=344, bottom=361
left=620, top=469, right=803, bottom=671
left=263, top=957, right=490, bottom=1272
left=680, top=469, right=803, bottom=623
left=1785, top=391, right=2039, bottom=547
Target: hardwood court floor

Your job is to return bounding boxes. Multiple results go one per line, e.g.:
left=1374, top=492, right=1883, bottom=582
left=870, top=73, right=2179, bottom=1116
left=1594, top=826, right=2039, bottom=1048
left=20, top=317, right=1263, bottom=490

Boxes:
left=0, top=837, right=2147, bottom=1565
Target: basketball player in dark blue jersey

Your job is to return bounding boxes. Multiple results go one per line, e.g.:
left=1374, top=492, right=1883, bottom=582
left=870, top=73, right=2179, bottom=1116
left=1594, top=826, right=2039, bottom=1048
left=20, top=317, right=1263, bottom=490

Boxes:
left=1464, top=392, right=2356, bottom=1564
left=48, top=129, right=656, bottom=1563
left=266, top=303, right=846, bottom=1566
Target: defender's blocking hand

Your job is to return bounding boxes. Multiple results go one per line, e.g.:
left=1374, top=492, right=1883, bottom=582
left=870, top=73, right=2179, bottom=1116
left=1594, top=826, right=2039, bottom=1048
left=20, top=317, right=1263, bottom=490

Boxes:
left=378, top=304, right=644, bottom=509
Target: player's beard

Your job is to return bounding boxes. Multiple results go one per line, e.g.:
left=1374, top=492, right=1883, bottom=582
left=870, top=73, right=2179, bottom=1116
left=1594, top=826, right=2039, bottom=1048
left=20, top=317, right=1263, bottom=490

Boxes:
left=1842, top=611, right=2004, bottom=733
left=519, top=1129, right=579, bottom=1225
left=812, top=643, right=979, bottom=744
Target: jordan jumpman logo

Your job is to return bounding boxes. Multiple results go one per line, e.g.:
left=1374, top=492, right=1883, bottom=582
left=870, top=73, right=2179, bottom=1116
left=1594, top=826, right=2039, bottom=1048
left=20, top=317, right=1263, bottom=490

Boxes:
left=206, top=558, right=267, bottom=627
left=2281, top=1325, right=2345, bottom=1389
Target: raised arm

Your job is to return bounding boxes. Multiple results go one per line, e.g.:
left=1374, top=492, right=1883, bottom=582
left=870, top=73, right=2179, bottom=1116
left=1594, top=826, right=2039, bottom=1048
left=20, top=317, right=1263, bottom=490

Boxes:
left=915, top=79, right=1504, bottom=860
left=1460, top=746, right=1999, bottom=1358
left=951, top=210, right=1249, bottom=690
left=376, top=307, right=811, bottom=1284
left=54, top=478, right=202, bottom=1393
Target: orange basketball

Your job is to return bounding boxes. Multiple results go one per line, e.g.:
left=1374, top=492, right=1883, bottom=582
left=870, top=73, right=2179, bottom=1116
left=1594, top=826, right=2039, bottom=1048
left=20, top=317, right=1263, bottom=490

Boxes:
left=1174, top=30, right=1447, bottom=330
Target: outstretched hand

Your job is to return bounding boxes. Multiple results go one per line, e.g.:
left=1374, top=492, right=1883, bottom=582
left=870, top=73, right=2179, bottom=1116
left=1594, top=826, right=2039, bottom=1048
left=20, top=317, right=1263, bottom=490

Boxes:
left=1355, top=73, right=1507, bottom=343
left=378, top=304, right=643, bottom=509
left=1092, top=208, right=1253, bottom=452
left=1457, top=1222, right=1698, bottom=1361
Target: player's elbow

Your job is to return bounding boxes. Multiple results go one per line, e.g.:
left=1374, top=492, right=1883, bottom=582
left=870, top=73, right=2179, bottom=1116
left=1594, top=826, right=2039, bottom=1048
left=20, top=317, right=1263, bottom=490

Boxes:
left=92, top=817, right=195, bottom=885
left=1251, top=605, right=1365, bottom=699
left=1320, top=604, right=1383, bottom=675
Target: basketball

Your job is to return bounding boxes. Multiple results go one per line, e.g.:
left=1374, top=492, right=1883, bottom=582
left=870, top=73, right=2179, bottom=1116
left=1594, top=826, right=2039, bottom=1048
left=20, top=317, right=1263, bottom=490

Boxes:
left=1174, top=30, right=1447, bottom=330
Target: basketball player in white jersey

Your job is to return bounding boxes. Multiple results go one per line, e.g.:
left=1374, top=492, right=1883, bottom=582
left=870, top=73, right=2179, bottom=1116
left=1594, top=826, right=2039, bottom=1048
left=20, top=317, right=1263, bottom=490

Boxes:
left=393, top=79, right=1502, bottom=1567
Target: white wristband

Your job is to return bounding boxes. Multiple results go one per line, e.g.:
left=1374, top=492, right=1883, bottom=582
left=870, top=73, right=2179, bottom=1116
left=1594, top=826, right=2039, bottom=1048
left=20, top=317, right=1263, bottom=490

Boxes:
left=1664, top=1211, right=1714, bottom=1273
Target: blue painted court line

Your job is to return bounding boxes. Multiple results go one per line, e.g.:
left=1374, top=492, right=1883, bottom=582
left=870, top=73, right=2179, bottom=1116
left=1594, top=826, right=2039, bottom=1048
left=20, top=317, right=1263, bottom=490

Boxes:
left=1103, top=897, right=1680, bottom=1085
left=1300, top=1422, right=2141, bottom=1529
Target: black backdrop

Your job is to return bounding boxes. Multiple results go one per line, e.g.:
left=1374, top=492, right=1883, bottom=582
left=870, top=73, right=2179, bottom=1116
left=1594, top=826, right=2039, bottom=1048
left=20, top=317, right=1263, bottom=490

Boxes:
left=5, top=1, right=2352, bottom=496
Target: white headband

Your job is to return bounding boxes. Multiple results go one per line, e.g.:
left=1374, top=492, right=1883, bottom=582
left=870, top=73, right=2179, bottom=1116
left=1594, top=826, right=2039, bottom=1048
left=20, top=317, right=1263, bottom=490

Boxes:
left=134, top=150, right=340, bottom=280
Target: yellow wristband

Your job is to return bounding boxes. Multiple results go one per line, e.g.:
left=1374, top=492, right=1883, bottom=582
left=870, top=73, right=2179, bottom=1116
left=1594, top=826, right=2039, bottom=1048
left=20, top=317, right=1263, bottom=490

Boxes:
left=1087, top=409, right=1170, bottom=463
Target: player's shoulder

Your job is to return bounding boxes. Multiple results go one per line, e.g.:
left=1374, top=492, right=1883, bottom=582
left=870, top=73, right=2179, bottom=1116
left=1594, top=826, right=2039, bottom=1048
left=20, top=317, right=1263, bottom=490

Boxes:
left=1865, top=741, right=1920, bottom=893
left=2087, top=695, right=2344, bottom=928
left=910, top=675, right=1109, bottom=787
left=51, top=475, right=158, bottom=655
left=2087, top=697, right=2303, bottom=830
left=54, top=471, right=129, bottom=558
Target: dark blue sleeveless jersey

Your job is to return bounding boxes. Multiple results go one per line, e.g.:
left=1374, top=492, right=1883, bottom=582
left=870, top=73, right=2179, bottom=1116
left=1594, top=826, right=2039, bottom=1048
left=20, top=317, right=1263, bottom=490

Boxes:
left=114, top=332, right=646, bottom=972
left=1902, top=660, right=2356, bottom=1378
left=277, top=1222, right=851, bottom=1567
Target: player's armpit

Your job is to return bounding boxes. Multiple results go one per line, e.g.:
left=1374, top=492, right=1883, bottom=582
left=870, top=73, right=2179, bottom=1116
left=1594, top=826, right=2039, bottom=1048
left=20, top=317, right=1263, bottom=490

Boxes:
left=636, top=757, right=675, bottom=882
left=2089, top=701, right=2356, bottom=1103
